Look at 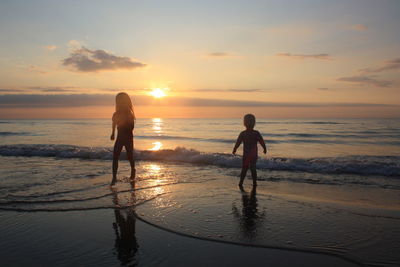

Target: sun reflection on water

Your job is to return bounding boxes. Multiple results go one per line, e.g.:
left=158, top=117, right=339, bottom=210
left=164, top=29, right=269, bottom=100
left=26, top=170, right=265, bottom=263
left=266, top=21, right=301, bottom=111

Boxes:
left=150, top=141, right=163, bottom=151
left=147, top=163, right=162, bottom=173
left=142, top=163, right=165, bottom=195
left=152, top=118, right=163, bottom=134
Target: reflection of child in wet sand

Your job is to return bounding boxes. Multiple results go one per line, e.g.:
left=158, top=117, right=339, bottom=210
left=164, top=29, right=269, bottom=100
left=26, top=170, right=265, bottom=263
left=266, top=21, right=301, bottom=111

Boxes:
left=233, top=114, right=267, bottom=187
left=111, top=187, right=138, bottom=264
left=110, top=92, right=136, bottom=186
left=232, top=186, right=265, bottom=239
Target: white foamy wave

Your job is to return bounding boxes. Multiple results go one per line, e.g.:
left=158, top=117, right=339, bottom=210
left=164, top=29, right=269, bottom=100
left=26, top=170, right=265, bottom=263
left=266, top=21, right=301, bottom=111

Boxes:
left=0, top=144, right=399, bottom=176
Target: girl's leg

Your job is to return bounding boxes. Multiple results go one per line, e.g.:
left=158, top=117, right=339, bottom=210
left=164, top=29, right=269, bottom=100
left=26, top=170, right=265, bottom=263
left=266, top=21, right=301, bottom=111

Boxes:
left=125, top=140, right=136, bottom=179
left=239, top=167, right=248, bottom=187
left=112, top=139, right=123, bottom=185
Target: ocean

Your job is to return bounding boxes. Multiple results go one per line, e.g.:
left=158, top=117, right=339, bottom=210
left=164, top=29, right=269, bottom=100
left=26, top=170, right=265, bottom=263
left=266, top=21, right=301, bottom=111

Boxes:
left=1, top=118, right=400, bottom=266
left=1, top=118, right=400, bottom=176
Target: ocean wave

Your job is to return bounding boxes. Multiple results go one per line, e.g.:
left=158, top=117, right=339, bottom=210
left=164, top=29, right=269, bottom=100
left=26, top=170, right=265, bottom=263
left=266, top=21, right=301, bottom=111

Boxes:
left=0, top=131, right=39, bottom=136
left=134, top=134, right=400, bottom=145
left=271, top=133, right=400, bottom=139
left=1, top=144, right=399, bottom=176
left=257, top=121, right=345, bottom=125
left=135, top=135, right=235, bottom=143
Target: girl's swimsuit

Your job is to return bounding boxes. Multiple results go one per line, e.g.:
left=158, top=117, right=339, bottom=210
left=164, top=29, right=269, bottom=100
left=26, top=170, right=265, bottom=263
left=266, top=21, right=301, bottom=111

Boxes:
left=113, top=121, right=134, bottom=159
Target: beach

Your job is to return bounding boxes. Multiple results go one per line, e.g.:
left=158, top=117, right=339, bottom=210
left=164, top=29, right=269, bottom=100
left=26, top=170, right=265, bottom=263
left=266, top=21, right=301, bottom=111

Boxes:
left=1, top=118, right=400, bottom=266
left=2, top=0, right=400, bottom=265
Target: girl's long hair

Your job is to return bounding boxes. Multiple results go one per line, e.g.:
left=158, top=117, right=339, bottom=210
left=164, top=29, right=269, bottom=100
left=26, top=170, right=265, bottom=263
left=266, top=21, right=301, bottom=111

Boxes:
left=115, top=92, right=135, bottom=121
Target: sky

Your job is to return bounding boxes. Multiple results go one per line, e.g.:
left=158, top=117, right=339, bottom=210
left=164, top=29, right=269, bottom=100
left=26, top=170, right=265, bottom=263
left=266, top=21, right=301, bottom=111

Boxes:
left=0, top=0, right=399, bottom=118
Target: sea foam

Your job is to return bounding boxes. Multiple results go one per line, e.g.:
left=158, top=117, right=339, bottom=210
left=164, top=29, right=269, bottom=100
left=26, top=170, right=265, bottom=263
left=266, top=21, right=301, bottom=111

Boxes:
left=1, top=144, right=399, bottom=176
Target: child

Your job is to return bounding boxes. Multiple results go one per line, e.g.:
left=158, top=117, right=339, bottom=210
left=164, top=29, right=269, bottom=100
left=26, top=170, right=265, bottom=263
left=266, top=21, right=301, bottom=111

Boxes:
left=110, top=92, right=136, bottom=186
left=232, top=114, right=267, bottom=187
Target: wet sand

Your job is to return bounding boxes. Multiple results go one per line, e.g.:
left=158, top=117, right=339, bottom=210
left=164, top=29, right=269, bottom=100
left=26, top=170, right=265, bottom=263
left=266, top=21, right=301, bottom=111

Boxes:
left=133, top=173, right=400, bottom=266
left=0, top=160, right=399, bottom=266
left=0, top=210, right=360, bottom=267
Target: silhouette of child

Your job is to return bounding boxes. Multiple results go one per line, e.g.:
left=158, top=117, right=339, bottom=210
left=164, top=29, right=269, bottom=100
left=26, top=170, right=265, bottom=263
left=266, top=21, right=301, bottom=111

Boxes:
left=233, top=114, right=267, bottom=187
left=110, top=92, right=136, bottom=186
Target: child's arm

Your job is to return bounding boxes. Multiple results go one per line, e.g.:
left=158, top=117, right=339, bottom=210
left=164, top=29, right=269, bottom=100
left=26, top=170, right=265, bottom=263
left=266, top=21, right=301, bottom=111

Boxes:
left=232, top=133, right=243, bottom=154
left=258, top=132, right=267, bottom=154
left=111, top=113, right=117, bottom=140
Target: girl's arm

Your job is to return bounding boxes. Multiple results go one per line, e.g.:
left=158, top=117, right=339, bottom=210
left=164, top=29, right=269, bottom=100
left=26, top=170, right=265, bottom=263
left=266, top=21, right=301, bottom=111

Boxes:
left=111, top=113, right=117, bottom=140
left=258, top=132, right=267, bottom=154
left=232, top=133, right=243, bottom=154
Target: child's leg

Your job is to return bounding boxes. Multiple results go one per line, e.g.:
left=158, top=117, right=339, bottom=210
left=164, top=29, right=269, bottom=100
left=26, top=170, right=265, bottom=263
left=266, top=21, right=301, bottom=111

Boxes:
left=112, top=140, right=123, bottom=185
left=239, top=167, right=248, bottom=186
left=250, top=162, right=257, bottom=186
left=125, top=140, right=136, bottom=179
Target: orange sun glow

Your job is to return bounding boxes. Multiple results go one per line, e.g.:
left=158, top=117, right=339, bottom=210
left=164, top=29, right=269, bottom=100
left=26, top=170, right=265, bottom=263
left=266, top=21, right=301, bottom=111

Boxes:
left=150, top=88, right=167, bottom=98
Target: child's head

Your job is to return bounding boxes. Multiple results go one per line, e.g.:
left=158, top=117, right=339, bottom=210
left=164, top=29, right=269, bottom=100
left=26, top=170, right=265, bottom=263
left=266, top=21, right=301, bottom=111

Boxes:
left=115, top=92, right=135, bottom=117
left=243, top=114, right=256, bottom=129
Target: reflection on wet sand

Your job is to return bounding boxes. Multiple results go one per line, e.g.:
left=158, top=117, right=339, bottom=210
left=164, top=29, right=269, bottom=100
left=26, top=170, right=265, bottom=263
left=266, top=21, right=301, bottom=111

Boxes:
left=111, top=184, right=138, bottom=265
left=232, top=186, right=265, bottom=240
left=141, top=163, right=167, bottom=196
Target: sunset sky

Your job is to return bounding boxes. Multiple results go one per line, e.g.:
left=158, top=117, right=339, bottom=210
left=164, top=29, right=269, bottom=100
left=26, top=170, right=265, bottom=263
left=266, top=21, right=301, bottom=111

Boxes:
left=0, top=0, right=399, bottom=118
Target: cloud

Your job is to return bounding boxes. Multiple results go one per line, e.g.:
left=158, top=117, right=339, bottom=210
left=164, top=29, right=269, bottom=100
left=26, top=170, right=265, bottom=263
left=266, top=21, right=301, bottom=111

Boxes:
left=349, top=24, right=368, bottom=31
left=0, top=94, right=114, bottom=107
left=27, top=86, right=77, bottom=92
left=0, top=89, right=24, bottom=93
left=180, top=89, right=269, bottom=93
left=62, top=47, right=146, bottom=72
left=276, top=53, right=333, bottom=60
left=0, top=94, right=392, bottom=108
left=44, top=45, right=57, bottom=51
left=207, top=52, right=230, bottom=57
left=360, top=58, right=400, bottom=74
left=337, top=75, right=392, bottom=88
left=317, top=88, right=331, bottom=91
left=100, top=88, right=140, bottom=92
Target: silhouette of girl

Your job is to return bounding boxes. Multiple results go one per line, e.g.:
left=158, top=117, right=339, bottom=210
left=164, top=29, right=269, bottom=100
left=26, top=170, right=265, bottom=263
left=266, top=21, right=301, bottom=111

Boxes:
left=110, top=92, right=136, bottom=185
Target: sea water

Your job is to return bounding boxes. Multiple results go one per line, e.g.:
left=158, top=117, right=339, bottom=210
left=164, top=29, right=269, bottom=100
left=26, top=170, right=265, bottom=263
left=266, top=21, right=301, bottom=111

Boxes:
left=1, top=118, right=400, bottom=200
left=1, top=118, right=399, bottom=175
left=0, top=118, right=400, bottom=265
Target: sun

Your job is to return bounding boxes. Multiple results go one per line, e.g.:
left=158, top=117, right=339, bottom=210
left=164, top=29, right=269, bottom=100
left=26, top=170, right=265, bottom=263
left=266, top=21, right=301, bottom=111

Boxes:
left=150, top=88, right=167, bottom=98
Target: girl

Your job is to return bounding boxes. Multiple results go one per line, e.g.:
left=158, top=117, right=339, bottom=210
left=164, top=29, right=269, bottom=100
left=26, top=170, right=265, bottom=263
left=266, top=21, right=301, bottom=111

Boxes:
left=110, top=92, right=136, bottom=186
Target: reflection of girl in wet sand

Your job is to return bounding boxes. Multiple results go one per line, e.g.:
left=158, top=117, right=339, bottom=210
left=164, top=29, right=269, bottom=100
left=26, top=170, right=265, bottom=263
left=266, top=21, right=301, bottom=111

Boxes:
left=110, top=92, right=136, bottom=186
left=111, top=187, right=138, bottom=265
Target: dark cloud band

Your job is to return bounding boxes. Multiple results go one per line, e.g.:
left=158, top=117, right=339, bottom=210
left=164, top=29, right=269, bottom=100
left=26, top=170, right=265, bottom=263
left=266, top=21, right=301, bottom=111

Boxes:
left=337, top=75, right=392, bottom=88
left=360, top=58, right=400, bottom=74
left=0, top=94, right=392, bottom=108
